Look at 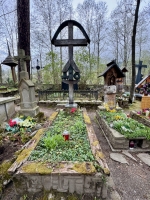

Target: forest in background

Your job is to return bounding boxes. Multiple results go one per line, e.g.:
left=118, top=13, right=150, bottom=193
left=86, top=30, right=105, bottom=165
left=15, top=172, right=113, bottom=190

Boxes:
left=0, top=0, right=150, bottom=85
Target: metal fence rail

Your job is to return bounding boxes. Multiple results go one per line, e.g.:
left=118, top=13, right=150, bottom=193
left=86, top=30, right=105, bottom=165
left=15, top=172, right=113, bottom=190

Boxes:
left=38, top=90, right=99, bottom=101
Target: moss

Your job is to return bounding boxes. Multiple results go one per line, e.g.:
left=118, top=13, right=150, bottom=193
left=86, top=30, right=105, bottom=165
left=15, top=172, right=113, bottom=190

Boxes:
left=21, top=162, right=52, bottom=174
left=16, top=148, right=33, bottom=163
left=83, top=113, right=91, bottom=124
left=48, top=111, right=58, bottom=121
left=0, top=160, right=13, bottom=192
left=92, top=141, right=99, bottom=146
left=73, top=162, right=96, bottom=174
left=16, top=129, right=45, bottom=164
left=35, top=112, right=45, bottom=122
left=103, top=167, right=110, bottom=175
left=96, top=151, right=105, bottom=159
left=33, top=128, right=45, bottom=142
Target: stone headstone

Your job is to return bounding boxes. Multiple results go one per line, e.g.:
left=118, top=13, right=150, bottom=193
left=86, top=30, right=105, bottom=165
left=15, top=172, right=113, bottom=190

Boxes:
left=18, top=79, right=39, bottom=117
left=15, top=49, right=39, bottom=117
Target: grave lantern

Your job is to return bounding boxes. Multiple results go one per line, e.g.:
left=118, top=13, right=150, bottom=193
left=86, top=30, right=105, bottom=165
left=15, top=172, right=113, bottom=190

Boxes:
left=2, top=42, right=18, bottom=83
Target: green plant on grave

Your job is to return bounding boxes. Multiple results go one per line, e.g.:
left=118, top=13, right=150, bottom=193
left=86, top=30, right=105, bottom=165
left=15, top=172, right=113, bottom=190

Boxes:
left=43, top=133, right=65, bottom=151
left=29, top=110, right=95, bottom=163
left=99, top=110, right=150, bottom=140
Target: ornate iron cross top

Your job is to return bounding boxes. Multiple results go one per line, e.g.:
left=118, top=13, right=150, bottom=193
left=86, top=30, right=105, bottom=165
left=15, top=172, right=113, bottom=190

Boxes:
left=52, top=20, right=90, bottom=105
left=135, top=60, right=147, bottom=84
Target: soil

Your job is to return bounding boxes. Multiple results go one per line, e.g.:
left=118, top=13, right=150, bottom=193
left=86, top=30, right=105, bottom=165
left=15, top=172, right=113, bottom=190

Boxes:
left=0, top=102, right=150, bottom=200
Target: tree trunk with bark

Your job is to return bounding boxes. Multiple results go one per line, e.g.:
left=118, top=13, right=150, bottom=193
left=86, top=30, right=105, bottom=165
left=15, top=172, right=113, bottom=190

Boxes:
left=17, top=0, right=30, bottom=80
left=129, top=0, right=141, bottom=103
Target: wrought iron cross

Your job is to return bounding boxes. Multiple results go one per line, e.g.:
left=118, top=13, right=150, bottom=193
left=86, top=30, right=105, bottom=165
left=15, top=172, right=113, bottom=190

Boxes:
left=52, top=20, right=90, bottom=105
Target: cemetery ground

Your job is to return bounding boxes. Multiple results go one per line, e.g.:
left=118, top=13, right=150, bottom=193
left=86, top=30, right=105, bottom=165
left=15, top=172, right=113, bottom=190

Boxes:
left=0, top=101, right=150, bottom=200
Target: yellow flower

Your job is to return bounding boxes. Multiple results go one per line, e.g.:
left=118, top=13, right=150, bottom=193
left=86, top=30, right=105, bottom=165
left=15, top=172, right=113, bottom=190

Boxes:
left=114, top=115, right=122, bottom=120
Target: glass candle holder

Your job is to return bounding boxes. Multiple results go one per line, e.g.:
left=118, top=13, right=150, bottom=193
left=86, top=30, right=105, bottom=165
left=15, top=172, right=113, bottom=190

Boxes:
left=62, top=130, right=70, bottom=141
left=129, top=140, right=134, bottom=149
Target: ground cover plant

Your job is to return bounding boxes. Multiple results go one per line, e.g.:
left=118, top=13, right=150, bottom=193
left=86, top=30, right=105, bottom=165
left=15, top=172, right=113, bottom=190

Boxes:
left=29, top=108, right=95, bottom=162
left=99, top=105, right=150, bottom=140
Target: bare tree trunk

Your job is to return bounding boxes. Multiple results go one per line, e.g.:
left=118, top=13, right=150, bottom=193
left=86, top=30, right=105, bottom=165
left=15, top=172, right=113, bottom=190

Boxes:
left=17, top=0, right=30, bottom=80
left=129, top=0, right=141, bottom=103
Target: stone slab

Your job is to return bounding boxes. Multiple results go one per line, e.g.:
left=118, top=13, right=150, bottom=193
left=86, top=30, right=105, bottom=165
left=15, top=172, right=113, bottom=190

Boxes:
left=137, top=153, right=150, bottom=166
left=122, top=150, right=137, bottom=161
left=0, top=97, right=16, bottom=123
left=110, top=153, right=129, bottom=165
left=18, top=106, right=39, bottom=117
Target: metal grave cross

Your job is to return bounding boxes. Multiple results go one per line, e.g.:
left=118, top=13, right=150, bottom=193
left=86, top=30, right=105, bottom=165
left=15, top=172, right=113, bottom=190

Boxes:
left=51, top=20, right=90, bottom=106
left=135, top=60, right=147, bottom=84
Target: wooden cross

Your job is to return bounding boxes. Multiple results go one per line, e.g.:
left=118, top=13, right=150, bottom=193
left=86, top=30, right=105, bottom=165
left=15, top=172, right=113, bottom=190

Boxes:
left=135, top=60, right=147, bottom=84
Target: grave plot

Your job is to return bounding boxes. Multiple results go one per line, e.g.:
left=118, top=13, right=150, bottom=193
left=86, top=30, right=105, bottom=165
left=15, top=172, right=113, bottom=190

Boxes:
left=130, top=110, right=150, bottom=128
left=96, top=105, right=150, bottom=152
left=8, top=108, right=110, bottom=199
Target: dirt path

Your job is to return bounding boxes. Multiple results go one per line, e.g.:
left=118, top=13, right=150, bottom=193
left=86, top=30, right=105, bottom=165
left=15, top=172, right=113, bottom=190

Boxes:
left=88, top=110, right=150, bottom=200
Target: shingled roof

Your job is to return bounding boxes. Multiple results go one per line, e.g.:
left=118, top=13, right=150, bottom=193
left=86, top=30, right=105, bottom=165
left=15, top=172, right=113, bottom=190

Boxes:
left=98, top=60, right=125, bottom=78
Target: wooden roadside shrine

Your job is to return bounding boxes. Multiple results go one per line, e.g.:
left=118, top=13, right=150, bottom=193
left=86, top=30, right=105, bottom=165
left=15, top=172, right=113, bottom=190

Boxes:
left=98, top=60, right=125, bottom=108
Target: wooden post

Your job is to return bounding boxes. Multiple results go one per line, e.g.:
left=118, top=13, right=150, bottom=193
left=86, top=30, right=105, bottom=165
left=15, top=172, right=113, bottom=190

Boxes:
left=17, top=0, right=30, bottom=80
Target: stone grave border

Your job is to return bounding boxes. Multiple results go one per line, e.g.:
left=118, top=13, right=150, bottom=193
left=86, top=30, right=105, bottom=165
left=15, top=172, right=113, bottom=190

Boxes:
left=8, top=109, right=110, bottom=199
left=0, top=97, right=16, bottom=123
left=130, top=111, right=150, bottom=128
left=96, top=107, right=150, bottom=152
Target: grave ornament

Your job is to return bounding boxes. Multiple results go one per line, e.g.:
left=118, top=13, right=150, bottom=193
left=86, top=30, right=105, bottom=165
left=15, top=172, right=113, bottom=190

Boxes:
left=2, top=42, right=18, bottom=83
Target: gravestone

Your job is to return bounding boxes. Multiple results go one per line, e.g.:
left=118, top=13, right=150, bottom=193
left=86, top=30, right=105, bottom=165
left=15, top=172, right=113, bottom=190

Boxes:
left=18, top=79, right=39, bottom=116
left=135, top=60, right=147, bottom=84
left=15, top=49, right=39, bottom=117
left=51, top=20, right=90, bottom=107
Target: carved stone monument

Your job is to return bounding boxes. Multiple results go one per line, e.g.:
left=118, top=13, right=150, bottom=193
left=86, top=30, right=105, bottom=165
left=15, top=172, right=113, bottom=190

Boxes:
left=51, top=20, right=90, bottom=107
left=15, top=49, right=39, bottom=117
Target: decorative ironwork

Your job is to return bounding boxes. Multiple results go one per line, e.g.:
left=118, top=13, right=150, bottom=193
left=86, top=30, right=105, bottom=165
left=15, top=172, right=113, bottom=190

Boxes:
left=51, top=20, right=90, bottom=105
